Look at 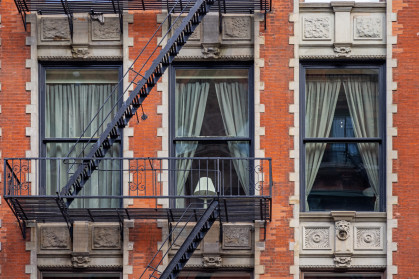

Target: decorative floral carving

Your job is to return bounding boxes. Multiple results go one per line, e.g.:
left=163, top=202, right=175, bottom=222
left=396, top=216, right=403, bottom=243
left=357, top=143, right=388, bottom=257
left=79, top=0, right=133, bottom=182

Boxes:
left=41, top=18, right=70, bottom=41
left=355, top=227, right=382, bottom=249
left=303, top=17, right=331, bottom=40
left=71, top=256, right=90, bottom=268
left=201, top=44, right=221, bottom=59
left=303, top=227, right=330, bottom=249
left=334, top=256, right=352, bottom=268
left=355, top=16, right=382, bottom=39
left=40, top=227, right=70, bottom=249
left=93, top=226, right=121, bottom=249
left=223, top=17, right=251, bottom=40
left=334, top=46, right=351, bottom=57
left=203, top=256, right=222, bottom=267
left=92, top=18, right=121, bottom=41
left=71, top=47, right=90, bottom=59
left=335, top=220, right=351, bottom=240
left=222, top=225, right=252, bottom=249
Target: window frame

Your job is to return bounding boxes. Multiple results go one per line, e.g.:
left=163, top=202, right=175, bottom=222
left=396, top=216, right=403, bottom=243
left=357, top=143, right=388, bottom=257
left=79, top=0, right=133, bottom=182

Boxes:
left=302, top=272, right=384, bottom=279
left=39, top=63, right=124, bottom=199
left=299, top=62, right=386, bottom=212
left=169, top=62, right=255, bottom=198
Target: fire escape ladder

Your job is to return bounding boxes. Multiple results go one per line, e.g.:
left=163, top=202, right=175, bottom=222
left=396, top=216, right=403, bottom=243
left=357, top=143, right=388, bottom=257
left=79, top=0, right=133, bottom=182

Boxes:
left=59, top=0, right=216, bottom=207
left=140, top=200, right=220, bottom=279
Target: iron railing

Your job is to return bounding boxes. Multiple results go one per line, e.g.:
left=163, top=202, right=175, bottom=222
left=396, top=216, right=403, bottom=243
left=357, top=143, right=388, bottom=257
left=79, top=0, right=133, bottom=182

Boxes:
left=4, top=157, right=272, bottom=202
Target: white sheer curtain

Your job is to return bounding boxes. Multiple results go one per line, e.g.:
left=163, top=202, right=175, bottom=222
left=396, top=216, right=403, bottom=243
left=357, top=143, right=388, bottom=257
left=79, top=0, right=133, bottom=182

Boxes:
left=214, top=82, right=250, bottom=194
left=175, top=82, right=210, bottom=206
left=46, top=83, right=120, bottom=208
left=343, top=75, right=380, bottom=210
left=305, top=78, right=341, bottom=210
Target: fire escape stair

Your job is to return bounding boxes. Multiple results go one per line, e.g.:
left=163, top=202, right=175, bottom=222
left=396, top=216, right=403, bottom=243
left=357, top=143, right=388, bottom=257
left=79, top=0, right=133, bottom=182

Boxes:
left=59, top=0, right=216, bottom=206
left=142, top=200, right=220, bottom=279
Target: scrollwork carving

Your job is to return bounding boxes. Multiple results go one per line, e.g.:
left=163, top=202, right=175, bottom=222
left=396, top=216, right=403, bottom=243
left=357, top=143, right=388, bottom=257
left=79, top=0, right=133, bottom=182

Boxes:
left=71, top=47, right=90, bottom=59
left=334, top=46, right=351, bottom=57
left=334, top=256, right=351, bottom=268
left=303, top=17, right=331, bottom=40
left=203, top=256, right=222, bottom=267
left=71, top=256, right=90, bottom=268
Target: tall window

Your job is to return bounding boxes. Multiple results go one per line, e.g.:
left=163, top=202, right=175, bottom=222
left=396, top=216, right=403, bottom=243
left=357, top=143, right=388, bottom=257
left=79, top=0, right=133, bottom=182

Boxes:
left=40, top=65, right=122, bottom=208
left=301, top=65, right=385, bottom=212
left=171, top=65, right=253, bottom=206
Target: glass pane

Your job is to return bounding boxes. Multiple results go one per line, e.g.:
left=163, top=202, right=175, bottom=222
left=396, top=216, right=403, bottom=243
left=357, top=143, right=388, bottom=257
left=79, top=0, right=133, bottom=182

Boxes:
left=175, top=68, right=249, bottom=137
left=305, top=276, right=381, bottom=279
left=46, top=142, right=121, bottom=208
left=45, top=69, right=119, bottom=138
left=43, top=274, right=120, bottom=279
left=305, top=69, right=379, bottom=138
left=175, top=141, right=250, bottom=207
left=305, top=142, right=379, bottom=211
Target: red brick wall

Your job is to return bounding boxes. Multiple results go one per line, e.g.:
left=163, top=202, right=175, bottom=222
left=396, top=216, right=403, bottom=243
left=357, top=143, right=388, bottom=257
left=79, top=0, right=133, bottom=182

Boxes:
left=0, top=0, right=32, bottom=277
left=259, top=0, right=294, bottom=277
left=392, top=0, right=419, bottom=277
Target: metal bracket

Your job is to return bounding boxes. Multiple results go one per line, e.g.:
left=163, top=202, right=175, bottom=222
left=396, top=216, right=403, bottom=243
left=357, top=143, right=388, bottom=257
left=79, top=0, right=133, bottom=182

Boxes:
left=56, top=196, right=74, bottom=242
left=60, top=0, right=74, bottom=39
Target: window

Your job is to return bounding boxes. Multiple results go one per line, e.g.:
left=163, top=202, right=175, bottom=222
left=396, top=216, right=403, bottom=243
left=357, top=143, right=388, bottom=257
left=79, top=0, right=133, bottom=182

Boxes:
left=40, top=65, right=122, bottom=208
left=171, top=65, right=253, bottom=206
left=178, top=271, right=252, bottom=279
left=42, top=272, right=121, bottom=278
left=304, top=0, right=383, bottom=2
left=301, top=65, right=385, bottom=212
left=303, top=273, right=383, bottom=279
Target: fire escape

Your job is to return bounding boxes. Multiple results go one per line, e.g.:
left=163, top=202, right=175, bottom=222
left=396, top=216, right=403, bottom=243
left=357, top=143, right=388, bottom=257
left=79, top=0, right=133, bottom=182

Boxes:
left=5, top=1, right=272, bottom=278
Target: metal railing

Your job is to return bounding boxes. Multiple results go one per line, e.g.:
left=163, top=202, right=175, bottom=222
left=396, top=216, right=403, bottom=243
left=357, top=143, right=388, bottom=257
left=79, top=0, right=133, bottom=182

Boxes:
left=4, top=157, right=272, bottom=201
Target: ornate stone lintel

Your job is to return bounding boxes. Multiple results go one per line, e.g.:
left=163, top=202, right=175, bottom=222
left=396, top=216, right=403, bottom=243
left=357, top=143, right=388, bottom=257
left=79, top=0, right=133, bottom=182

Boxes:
left=201, top=44, right=221, bottom=59
left=203, top=256, right=222, bottom=268
left=71, top=47, right=90, bottom=59
left=333, top=256, right=352, bottom=268
left=335, top=220, right=351, bottom=241
left=71, top=254, right=90, bottom=268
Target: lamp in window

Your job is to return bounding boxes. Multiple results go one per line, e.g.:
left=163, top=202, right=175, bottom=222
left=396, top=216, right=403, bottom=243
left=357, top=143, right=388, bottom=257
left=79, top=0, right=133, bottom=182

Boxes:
left=194, top=177, right=217, bottom=208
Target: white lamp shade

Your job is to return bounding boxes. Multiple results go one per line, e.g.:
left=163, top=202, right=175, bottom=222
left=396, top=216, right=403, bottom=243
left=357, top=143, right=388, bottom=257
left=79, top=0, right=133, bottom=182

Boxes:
left=194, top=177, right=216, bottom=196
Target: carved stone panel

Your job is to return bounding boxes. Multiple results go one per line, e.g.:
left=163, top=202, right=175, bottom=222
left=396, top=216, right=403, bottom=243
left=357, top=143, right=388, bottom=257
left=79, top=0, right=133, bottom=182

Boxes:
left=354, top=227, right=383, bottom=250
left=40, top=226, right=71, bottom=250
left=92, top=226, right=121, bottom=249
left=172, top=17, right=200, bottom=41
left=303, top=226, right=331, bottom=250
left=354, top=16, right=383, bottom=40
left=41, top=18, right=70, bottom=41
left=222, top=225, right=252, bottom=250
left=222, top=17, right=252, bottom=41
left=302, top=16, right=331, bottom=41
left=171, top=226, right=200, bottom=250
left=92, top=17, right=121, bottom=41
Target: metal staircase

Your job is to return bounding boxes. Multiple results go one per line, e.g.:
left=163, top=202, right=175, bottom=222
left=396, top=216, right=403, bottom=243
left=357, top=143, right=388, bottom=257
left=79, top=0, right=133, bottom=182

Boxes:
left=60, top=0, right=216, bottom=206
left=140, top=200, right=220, bottom=279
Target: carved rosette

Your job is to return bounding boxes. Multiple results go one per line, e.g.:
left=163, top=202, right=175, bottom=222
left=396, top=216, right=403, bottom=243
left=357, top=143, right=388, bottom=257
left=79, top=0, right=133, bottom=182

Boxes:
left=203, top=256, right=222, bottom=267
left=303, top=227, right=331, bottom=250
left=335, top=220, right=351, bottom=241
left=222, top=17, right=251, bottom=40
left=222, top=225, right=252, bottom=249
left=355, top=227, right=382, bottom=250
left=92, top=226, right=121, bottom=249
left=334, top=256, right=351, bottom=268
left=40, top=226, right=70, bottom=250
left=303, top=17, right=331, bottom=40
left=354, top=16, right=382, bottom=39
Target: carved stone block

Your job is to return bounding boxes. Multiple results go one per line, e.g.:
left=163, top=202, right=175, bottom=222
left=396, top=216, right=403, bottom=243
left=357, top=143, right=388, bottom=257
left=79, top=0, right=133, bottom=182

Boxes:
left=92, top=226, right=121, bottom=249
left=41, top=18, right=70, bottom=41
left=171, top=226, right=199, bottom=250
left=222, top=17, right=252, bottom=41
left=222, top=225, right=252, bottom=250
left=334, top=256, right=351, bottom=268
left=335, top=220, right=350, bottom=241
left=354, top=16, right=382, bottom=40
left=303, top=16, right=331, bottom=40
left=303, top=227, right=331, bottom=250
left=354, top=227, right=383, bottom=250
left=172, top=17, right=200, bottom=41
left=92, top=17, right=121, bottom=41
left=203, top=256, right=222, bottom=267
left=40, top=226, right=71, bottom=250
left=71, top=255, right=90, bottom=268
